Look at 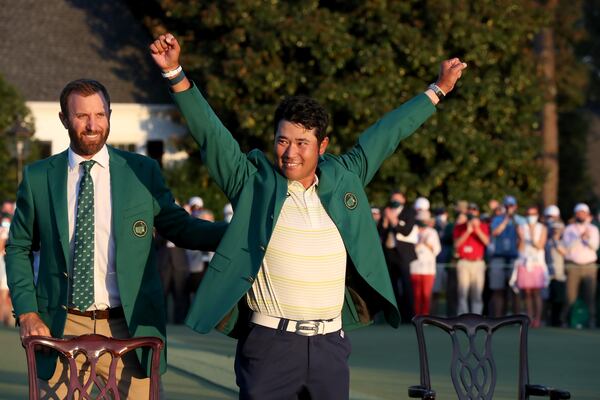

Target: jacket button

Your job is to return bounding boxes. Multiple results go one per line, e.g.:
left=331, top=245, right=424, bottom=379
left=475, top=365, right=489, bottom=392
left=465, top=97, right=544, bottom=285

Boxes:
left=270, top=214, right=274, bottom=220
left=61, top=305, right=68, bottom=310
left=245, top=276, right=255, bottom=284
left=63, top=272, right=69, bottom=278
left=259, top=245, right=266, bottom=252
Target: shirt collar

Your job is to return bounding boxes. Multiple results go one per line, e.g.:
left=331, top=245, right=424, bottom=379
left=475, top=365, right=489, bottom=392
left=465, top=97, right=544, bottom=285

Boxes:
left=68, top=145, right=109, bottom=171
left=287, top=174, right=319, bottom=192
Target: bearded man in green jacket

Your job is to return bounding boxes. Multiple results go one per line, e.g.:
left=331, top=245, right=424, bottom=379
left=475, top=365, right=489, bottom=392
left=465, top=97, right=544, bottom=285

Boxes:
left=6, top=78, right=227, bottom=399
left=151, top=33, right=466, bottom=400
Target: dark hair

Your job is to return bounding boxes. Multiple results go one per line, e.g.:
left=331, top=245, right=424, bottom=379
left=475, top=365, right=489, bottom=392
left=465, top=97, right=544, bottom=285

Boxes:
left=273, top=95, right=329, bottom=142
left=60, top=79, right=111, bottom=116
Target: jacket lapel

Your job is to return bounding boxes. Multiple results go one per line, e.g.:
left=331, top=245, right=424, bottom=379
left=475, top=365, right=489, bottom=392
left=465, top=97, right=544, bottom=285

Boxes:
left=107, top=147, right=128, bottom=270
left=48, top=151, right=70, bottom=271
left=316, top=158, right=340, bottom=212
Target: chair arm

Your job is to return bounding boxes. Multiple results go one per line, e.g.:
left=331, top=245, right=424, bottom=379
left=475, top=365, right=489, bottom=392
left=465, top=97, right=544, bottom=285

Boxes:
left=408, top=385, right=436, bottom=399
left=526, top=384, right=571, bottom=399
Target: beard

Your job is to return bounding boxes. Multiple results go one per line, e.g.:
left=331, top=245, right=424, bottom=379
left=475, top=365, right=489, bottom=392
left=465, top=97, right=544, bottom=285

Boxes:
left=68, top=126, right=109, bottom=157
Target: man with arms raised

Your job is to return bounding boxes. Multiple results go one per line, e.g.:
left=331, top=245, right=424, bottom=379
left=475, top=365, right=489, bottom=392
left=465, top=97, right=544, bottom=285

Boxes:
left=151, top=33, right=466, bottom=399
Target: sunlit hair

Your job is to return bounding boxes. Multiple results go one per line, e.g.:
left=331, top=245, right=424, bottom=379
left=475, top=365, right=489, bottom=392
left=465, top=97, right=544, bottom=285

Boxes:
left=273, top=95, right=329, bottom=143
left=60, top=79, right=111, bottom=116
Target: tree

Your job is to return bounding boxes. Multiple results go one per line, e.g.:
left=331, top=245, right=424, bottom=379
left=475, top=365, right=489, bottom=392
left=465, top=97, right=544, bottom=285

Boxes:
left=0, top=74, right=34, bottom=201
left=135, top=0, right=548, bottom=209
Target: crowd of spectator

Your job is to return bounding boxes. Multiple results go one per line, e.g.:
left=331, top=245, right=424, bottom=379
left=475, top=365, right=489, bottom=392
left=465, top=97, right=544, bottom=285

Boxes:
left=374, top=193, right=600, bottom=329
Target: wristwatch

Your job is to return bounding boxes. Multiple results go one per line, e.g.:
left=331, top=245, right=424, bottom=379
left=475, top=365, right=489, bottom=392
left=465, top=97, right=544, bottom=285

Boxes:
left=428, top=83, right=446, bottom=101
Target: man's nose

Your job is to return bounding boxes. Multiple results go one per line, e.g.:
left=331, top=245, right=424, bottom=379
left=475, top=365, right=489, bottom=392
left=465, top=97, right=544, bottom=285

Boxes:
left=284, top=143, right=297, bottom=157
left=87, top=116, right=99, bottom=131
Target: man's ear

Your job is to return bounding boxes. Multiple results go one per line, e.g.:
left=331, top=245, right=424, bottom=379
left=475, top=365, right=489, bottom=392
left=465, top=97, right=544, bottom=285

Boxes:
left=319, top=136, right=329, bottom=155
left=58, top=112, right=68, bottom=129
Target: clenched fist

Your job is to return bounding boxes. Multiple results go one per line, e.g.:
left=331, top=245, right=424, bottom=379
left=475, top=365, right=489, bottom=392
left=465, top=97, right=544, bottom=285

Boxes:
left=149, top=33, right=181, bottom=72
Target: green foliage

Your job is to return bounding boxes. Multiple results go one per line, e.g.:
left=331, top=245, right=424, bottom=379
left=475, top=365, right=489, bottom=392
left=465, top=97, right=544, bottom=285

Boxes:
left=554, top=0, right=596, bottom=214
left=151, top=0, right=548, bottom=208
left=0, top=74, right=34, bottom=201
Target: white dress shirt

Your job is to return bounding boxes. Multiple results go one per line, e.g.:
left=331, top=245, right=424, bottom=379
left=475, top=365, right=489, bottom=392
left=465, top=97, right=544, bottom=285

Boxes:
left=67, top=145, right=119, bottom=310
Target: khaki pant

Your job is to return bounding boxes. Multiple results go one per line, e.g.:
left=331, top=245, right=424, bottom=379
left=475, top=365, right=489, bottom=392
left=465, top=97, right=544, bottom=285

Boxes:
left=565, top=262, right=597, bottom=326
left=39, top=312, right=163, bottom=399
left=456, top=259, right=486, bottom=315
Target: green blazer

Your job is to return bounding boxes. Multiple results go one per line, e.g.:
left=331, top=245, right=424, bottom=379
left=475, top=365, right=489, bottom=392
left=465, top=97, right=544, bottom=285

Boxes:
left=173, top=84, right=435, bottom=338
left=6, top=146, right=227, bottom=379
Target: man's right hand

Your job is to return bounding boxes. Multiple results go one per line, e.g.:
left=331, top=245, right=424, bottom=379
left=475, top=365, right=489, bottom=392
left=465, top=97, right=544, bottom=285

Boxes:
left=19, top=312, right=51, bottom=340
left=150, top=33, right=181, bottom=72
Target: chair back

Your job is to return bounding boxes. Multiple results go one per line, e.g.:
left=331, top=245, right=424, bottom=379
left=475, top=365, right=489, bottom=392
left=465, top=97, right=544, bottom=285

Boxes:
left=22, top=333, right=163, bottom=400
left=412, top=313, right=530, bottom=400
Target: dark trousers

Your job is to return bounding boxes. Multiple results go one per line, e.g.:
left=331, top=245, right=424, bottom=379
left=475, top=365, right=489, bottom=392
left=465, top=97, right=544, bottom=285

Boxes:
left=446, top=266, right=458, bottom=317
left=158, top=246, right=190, bottom=324
left=384, top=248, right=415, bottom=323
left=234, top=324, right=351, bottom=400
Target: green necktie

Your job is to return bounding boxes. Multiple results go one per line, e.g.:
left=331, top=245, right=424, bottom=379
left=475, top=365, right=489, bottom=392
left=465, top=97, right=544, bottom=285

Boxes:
left=72, top=160, right=96, bottom=311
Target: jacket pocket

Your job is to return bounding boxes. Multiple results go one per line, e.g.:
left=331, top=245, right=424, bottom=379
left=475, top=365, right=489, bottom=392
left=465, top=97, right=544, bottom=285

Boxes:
left=208, top=252, right=231, bottom=272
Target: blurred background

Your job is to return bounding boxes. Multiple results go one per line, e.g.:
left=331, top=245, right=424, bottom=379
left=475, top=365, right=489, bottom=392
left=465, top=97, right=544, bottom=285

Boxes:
left=0, top=0, right=599, bottom=215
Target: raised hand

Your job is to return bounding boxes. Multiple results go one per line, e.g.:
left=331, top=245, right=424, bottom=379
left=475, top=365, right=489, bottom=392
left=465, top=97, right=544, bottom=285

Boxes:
left=436, top=58, right=467, bottom=94
left=149, top=33, right=181, bottom=72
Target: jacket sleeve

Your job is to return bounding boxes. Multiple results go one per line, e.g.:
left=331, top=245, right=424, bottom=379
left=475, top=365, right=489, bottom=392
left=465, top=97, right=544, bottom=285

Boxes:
left=5, top=166, right=39, bottom=317
left=170, top=83, right=257, bottom=200
left=337, top=93, right=435, bottom=186
left=149, top=159, right=227, bottom=251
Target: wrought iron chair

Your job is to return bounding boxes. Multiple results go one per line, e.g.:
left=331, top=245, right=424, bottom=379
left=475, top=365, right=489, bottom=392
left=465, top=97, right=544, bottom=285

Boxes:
left=408, top=314, right=571, bottom=400
left=22, top=333, right=163, bottom=400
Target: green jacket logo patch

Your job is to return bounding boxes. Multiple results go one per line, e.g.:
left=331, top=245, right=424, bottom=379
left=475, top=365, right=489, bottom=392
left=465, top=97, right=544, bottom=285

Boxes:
left=133, top=220, right=148, bottom=237
left=344, top=192, right=358, bottom=210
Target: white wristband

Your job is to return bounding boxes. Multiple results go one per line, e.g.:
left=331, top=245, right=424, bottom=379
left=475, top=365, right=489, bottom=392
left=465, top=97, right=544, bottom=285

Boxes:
left=161, top=65, right=182, bottom=78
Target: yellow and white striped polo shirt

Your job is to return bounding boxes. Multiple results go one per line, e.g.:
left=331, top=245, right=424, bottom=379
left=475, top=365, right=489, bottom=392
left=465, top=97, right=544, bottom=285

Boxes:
left=247, top=177, right=347, bottom=320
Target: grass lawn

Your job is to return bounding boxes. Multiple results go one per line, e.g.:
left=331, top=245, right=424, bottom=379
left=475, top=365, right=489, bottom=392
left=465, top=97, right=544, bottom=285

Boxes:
left=1, top=322, right=598, bottom=399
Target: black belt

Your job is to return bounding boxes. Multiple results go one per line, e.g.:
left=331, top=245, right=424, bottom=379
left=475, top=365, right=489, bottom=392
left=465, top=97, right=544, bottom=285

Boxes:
left=67, top=307, right=124, bottom=320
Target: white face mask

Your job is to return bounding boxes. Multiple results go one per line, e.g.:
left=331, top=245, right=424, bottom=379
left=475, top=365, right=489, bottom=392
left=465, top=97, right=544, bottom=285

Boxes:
left=527, top=215, right=538, bottom=225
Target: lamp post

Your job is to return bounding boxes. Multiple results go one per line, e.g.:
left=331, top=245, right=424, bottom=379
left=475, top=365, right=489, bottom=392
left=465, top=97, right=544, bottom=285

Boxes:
left=6, top=119, right=33, bottom=187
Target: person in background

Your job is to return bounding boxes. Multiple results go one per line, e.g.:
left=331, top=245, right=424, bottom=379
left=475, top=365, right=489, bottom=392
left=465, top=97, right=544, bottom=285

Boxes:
left=0, top=212, right=14, bottom=326
left=432, top=207, right=451, bottom=315
left=223, top=203, right=234, bottom=223
left=188, top=196, right=204, bottom=217
left=563, top=203, right=599, bottom=328
left=489, top=195, right=524, bottom=317
left=381, top=191, right=418, bottom=323
left=414, top=197, right=430, bottom=214
left=445, top=201, right=469, bottom=317
left=410, top=211, right=441, bottom=315
left=545, top=217, right=567, bottom=327
left=513, top=206, right=548, bottom=328
left=186, top=209, right=216, bottom=298
left=453, top=203, right=489, bottom=315
left=1, top=200, right=15, bottom=217
left=371, top=207, right=382, bottom=225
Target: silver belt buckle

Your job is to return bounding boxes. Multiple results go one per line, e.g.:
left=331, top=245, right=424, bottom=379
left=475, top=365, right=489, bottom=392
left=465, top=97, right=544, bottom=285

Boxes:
left=294, top=320, right=323, bottom=336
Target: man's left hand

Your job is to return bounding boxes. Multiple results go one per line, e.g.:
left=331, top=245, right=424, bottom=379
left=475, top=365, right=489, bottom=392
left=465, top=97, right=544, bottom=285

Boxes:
left=436, top=58, right=467, bottom=94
